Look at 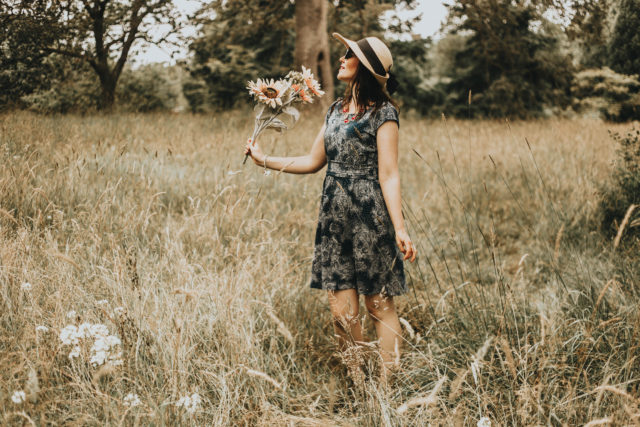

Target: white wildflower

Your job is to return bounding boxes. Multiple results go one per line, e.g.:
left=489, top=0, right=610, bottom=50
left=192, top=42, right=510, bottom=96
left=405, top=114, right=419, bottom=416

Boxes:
left=36, top=325, right=49, bottom=333
left=68, top=346, right=81, bottom=360
left=66, top=310, right=77, bottom=319
left=60, top=322, right=122, bottom=366
left=59, top=325, right=80, bottom=345
left=90, top=323, right=109, bottom=338
left=96, top=299, right=109, bottom=306
left=109, top=351, right=124, bottom=366
left=477, top=417, right=491, bottom=427
left=124, top=393, right=141, bottom=407
left=176, top=393, right=202, bottom=414
left=77, top=322, right=93, bottom=338
left=90, top=351, right=108, bottom=366
left=21, top=282, right=32, bottom=291
left=11, top=390, right=26, bottom=404
left=90, top=334, right=122, bottom=366
left=113, top=306, right=125, bottom=316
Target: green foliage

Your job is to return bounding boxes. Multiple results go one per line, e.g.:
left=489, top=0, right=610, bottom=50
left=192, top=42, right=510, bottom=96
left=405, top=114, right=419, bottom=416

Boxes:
left=186, top=0, right=295, bottom=110
left=599, top=129, right=640, bottom=242
left=441, top=0, right=574, bottom=119
left=608, top=0, right=640, bottom=76
left=20, top=56, right=101, bottom=114
left=186, top=0, right=424, bottom=111
left=1, top=0, right=181, bottom=111
left=572, top=67, right=640, bottom=121
left=117, top=65, right=179, bottom=113
left=22, top=59, right=179, bottom=114
left=389, top=38, right=443, bottom=115
left=566, top=0, right=612, bottom=67
left=0, top=0, right=62, bottom=108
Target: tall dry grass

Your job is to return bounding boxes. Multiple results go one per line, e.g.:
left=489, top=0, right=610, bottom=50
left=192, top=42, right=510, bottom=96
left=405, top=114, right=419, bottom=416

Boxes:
left=0, top=110, right=638, bottom=425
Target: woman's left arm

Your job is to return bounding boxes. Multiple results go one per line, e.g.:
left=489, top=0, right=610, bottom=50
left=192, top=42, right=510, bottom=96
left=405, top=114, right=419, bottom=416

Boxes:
left=377, top=121, right=417, bottom=262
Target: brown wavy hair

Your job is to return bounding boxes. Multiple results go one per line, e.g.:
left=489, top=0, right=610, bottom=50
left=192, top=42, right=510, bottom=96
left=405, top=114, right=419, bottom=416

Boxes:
left=338, top=62, right=399, bottom=119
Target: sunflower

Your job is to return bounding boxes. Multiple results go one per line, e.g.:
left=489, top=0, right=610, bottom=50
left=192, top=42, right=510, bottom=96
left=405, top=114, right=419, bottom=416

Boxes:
left=247, top=78, right=286, bottom=108
left=301, top=66, right=325, bottom=97
left=291, top=84, right=312, bottom=103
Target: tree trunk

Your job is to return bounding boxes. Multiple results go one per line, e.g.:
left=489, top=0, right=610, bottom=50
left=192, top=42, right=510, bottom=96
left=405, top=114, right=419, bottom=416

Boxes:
left=97, top=71, right=117, bottom=111
left=294, top=0, right=334, bottom=109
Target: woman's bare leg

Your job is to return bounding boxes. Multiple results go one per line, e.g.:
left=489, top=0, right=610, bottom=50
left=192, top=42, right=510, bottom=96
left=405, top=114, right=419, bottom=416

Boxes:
left=327, top=289, right=367, bottom=387
left=364, top=293, right=402, bottom=385
left=327, top=289, right=363, bottom=349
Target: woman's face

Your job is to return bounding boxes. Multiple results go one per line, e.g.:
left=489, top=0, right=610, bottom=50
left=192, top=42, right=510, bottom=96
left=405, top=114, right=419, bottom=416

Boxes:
left=337, top=48, right=359, bottom=82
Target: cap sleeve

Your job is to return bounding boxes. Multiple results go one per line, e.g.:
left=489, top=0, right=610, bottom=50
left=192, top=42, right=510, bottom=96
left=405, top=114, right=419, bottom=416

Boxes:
left=373, top=102, right=399, bottom=132
left=325, top=99, right=342, bottom=126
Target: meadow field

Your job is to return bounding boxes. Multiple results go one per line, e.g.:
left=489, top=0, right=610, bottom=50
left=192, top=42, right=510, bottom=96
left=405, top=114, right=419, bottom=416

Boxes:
left=1, top=110, right=639, bottom=426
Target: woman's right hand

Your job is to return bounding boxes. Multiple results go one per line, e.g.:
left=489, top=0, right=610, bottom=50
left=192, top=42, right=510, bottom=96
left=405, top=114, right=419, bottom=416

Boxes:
left=244, top=138, right=265, bottom=165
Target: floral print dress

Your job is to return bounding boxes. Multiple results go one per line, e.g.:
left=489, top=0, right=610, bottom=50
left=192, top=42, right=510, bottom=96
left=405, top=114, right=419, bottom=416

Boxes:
left=310, top=99, right=408, bottom=296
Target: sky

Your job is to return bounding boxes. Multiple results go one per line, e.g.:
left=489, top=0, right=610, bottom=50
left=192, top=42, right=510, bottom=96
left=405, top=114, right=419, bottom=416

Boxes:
left=134, top=0, right=449, bottom=65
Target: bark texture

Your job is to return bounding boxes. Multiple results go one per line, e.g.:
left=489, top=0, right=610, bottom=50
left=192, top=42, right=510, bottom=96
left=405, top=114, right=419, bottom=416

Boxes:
left=294, top=0, right=334, bottom=108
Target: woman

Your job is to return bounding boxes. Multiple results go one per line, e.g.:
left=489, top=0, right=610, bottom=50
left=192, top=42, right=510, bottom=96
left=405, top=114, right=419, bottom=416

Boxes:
left=244, top=33, right=417, bottom=384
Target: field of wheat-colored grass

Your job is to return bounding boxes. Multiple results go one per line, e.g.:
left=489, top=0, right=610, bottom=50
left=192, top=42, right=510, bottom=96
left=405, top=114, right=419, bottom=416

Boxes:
left=1, top=110, right=638, bottom=426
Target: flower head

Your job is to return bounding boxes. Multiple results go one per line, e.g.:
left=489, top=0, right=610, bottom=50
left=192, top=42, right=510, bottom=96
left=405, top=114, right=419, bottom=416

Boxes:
left=11, top=390, right=26, bottom=404
left=176, top=392, right=202, bottom=414
left=36, top=325, right=49, bottom=333
left=59, top=325, right=80, bottom=345
left=477, top=417, right=491, bottom=427
left=68, top=346, right=81, bottom=360
left=301, top=66, right=325, bottom=97
left=21, top=282, right=32, bottom=291
left=247, top=78, right=286, bottom=109
left=291, top=84, right=312, bottom=103
left=124, top=393, right=142, bottom=407
left=59, top=322, right=122, bottom=366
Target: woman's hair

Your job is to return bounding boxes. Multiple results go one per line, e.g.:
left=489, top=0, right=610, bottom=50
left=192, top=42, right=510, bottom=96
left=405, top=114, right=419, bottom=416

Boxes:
left=339, top=62, right=399, bottom=117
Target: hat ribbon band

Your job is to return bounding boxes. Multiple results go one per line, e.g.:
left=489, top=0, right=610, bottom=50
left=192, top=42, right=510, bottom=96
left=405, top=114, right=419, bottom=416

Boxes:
left=357, top=39, right=387, bottom=77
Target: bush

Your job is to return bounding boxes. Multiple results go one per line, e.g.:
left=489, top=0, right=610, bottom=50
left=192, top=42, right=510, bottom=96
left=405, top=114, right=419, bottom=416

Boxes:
left=598, top=128, right=640, bottom=243
left=182, top=75, right=213, bottom=113
left=20, top=56, right=101, bottom=113
left=117, top=64, right=179, bottom=112
left=572, top=67, right=640, bottom=122
left=21, top=61, right=180, bottom=114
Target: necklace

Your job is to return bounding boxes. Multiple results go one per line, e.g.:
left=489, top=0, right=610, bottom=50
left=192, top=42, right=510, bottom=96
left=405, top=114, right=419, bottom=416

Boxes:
left=342, top=105, right=365, bottom=123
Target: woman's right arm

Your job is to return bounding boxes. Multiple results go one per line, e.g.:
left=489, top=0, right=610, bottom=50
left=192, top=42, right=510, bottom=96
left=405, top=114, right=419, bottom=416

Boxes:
left=243, top=123, right=327, bottom=174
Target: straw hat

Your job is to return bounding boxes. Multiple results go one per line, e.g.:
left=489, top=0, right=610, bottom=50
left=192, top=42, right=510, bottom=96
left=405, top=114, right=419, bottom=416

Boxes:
left=332, top=32, right=399, bottom=94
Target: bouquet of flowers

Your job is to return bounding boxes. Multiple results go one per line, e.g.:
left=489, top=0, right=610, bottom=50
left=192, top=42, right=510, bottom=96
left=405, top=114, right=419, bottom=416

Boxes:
left=243, top=66, right=325, bottom=164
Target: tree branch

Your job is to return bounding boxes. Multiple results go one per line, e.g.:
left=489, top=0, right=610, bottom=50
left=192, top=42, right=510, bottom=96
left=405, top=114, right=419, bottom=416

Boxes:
left=43, top=46, right=87, bottom=60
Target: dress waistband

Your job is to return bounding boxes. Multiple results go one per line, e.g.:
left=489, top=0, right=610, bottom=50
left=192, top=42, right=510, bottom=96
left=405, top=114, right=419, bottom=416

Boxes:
left=326, top=161, right=378, bottom=180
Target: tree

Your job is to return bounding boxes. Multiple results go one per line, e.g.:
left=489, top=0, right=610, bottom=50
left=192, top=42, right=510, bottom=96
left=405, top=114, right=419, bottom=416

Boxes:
left=327, top=0, right=425, bottom=105
left=442, top=0, right=574, bottom=118
left=609, top=0, right=640, bottom=76
left=294, top=0, right=333, bottom=108
left=0, top=1, right=61, bottom=107
left=1, top=0, right=182, bottom=110
left=566, top=0, right=611, bottom=67
left=185, top=0, right=423, bottom=111
left=186, top=0, right=295, bottom=110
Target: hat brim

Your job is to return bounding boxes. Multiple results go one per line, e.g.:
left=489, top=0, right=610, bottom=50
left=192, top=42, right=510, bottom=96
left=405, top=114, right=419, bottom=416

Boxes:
left=332, top=32, right=389, bottom=87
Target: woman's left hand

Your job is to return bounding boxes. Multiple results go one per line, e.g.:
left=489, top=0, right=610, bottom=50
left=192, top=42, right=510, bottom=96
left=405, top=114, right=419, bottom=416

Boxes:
left=395, top=229, right=417, bottom=262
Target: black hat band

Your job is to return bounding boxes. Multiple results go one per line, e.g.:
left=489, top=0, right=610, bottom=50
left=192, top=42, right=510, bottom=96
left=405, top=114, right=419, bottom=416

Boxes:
left=357, top=39, right=387, bottom=77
